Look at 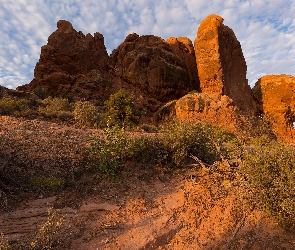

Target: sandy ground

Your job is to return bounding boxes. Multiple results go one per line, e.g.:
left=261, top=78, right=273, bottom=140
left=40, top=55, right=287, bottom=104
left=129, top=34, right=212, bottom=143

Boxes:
left=0, top=116, right=295, bottom=249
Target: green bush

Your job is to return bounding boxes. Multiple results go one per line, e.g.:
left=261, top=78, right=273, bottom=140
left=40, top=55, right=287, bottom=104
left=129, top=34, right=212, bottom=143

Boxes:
left=86, top=124, right=138, bottom=179
left=29, top=177, right=65, bottom=194
left=73, top=100, right=101, bottom=127
left=242, top=140, right=295, bottom=229
left=158, top=119, right=218, bottom=166
left=39, top=96, right=73, bottom=120
left=104, top=89, right=142, bottom=128
left=0, top=97, right=28, bottom=115
left=32, top=86, right=47, bottom=99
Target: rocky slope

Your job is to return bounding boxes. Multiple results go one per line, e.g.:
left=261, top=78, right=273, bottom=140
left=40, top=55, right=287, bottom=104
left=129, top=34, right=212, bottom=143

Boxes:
left=0, top=116, right=294, bottom=249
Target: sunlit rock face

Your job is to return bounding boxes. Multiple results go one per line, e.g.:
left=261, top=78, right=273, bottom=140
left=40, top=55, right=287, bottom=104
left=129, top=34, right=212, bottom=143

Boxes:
left=194, top=14, right=256, bottom=114
left=252, top=74, right=295, bottom=142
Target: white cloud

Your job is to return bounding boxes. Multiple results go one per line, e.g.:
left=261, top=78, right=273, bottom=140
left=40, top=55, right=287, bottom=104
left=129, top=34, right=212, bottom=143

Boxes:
left=0, top=0, right=295, bottom=89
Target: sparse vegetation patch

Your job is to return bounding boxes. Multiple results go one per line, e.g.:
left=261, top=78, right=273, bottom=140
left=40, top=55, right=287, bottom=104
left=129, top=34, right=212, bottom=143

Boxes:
left=73, top=100, right=101, bottom=127
left=0, top=97, right=28, bottom=115
left=30, top=208, right=64, bottom=250
left=38, top=96, right=73, bottom=120
left=86, top=124, right=139, bottom=179
left=29, top=177, right=65, bottom=194
left=104, top=89, right=142, bottom=128
left=158, top=118, right=219, bottom=166
left=242, top=139, right=295, bottom=229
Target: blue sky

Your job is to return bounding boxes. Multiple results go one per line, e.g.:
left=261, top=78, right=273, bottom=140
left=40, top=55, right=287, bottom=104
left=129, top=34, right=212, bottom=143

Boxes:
left=1, top=0, right=295, bottom=89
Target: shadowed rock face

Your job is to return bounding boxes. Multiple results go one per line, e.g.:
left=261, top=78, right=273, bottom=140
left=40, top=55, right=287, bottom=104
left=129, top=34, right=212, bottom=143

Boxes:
left=17, top=21, right=200, bottom=110
left=252, top=74, right=295, bottom=142
left=166, top=36, right=200, bottom=92
left=109, top=34, right=200, bottom=102
left=17, top=20, right=112, bottom=105
left=194, top=14, right=256, bottom=113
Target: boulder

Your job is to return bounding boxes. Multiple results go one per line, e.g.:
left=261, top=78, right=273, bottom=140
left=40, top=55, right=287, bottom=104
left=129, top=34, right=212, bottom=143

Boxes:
left=175, top=93, right=242, bottom=133
left=252, top=74, right=295, bottom=142
left=155, top=92, right=259, bottom=136
left=194, top=14, right=256, bottom=113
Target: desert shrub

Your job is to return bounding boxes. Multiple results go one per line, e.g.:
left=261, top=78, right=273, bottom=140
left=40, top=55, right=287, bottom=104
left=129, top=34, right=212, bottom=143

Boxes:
left=73, top=100, right=101, bottom=127
left=86, top=124, right=139, bottom=179
left=211, top=127, right=245, bottom=160
left=29, top=177, right=65, bottom=194
left=0, top=97, right=28, bottom=115
left=248, top=134, right=275, bottom=147
left=140, top=124, right=158, bottom=133
left=32, top=86, right=47, bottom=99
left=104, top=89, right=142, bottom=128
left=158, top=119, right=219, bottom=166
left=39, top=96, right=73, bottom=120
left=0, top=233, right=10, bottom=250
left=242, top=140, right=295, bottom=229
left=30, top=208, right=64, bottom=250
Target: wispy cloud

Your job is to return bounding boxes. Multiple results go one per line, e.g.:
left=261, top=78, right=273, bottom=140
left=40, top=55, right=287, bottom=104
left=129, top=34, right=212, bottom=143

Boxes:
left=0, top=0, right=295, bottom=89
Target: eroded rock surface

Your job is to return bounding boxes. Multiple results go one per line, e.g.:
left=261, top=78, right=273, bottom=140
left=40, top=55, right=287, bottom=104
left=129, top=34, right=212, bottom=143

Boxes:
left=17, top=21, right=201, bottom=111
left=17, top=20, right=111, bottom=104
left=110, top=34, right=200, bottom=103
left=252, top=74, right=295, bottom=142
left=166, top=36, right=200, bottom=91
left=156, top=93, right=251, bottom=134
left=194, top=14, right=256, bottom=113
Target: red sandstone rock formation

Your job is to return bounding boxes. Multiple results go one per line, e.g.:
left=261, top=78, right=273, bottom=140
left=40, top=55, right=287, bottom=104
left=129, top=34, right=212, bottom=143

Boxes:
left=166, top=37, right=199, bottom=91
left=156, top=93, right=247, bottom=133
left=252, top=74, right=295, bottom=142
left=194, top=14, right=256, bottom=113
left=109, top=34, right=200, bottom=103
left=17, top=21, right=200, bottom=111
left=17, top=20, right=111, bottom=104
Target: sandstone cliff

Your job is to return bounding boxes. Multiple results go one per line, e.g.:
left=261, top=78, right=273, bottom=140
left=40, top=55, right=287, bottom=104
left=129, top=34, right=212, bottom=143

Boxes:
left=109, top=34, right=199, bottom=103
left=14, top=16, right=295, bottom=142
left=17, top=20, right=115, bottom=106
left=17, top=21, right=200, bottom=112
left=194, top=14, right=256, bottom=113
left=252, top=74, right=295, bottom=142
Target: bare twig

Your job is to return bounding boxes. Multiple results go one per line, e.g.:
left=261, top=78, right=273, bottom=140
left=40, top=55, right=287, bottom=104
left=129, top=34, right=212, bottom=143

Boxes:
left=190, top=154, right=210, bottom=171
left=225, top=215, right=246, bottom=249
left=212, top=140, right=231, bottom=169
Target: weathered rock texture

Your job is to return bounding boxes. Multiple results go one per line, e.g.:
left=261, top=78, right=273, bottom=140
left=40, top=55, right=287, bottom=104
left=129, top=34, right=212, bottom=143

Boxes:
left=109, top=34, right=200, bottom=103
left=194, top=14, right=256, bottom=113
left=156, top=93, right=255, bottom=135
left=17, top=21, right=200, bottom=112
left=175, top=93, right=239, bottom=130
left=252, top=74, right=295, bottom=142
left=17, top=20, right=115, bottom=105
left=166, top=37, right=200, bottom=91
